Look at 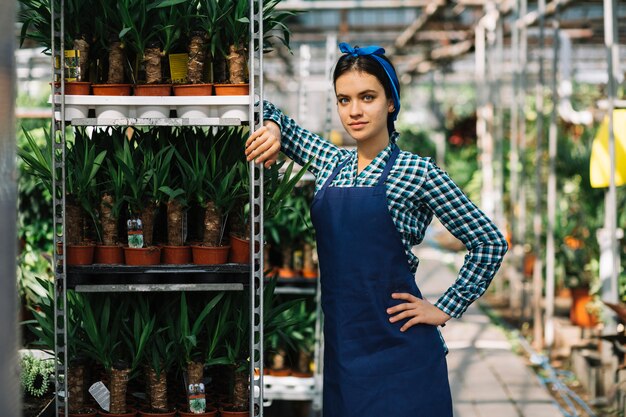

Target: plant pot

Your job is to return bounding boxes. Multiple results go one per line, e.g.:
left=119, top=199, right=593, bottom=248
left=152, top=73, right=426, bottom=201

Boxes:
left=124, top=247, right=161, bottom=266
left=191, top=245, right=230, bottom=265
left=137, top=409, right=176, bottom=417
left=178, top=406, right=218, bottom=417
left=229, top=235, right=250, bottom=264
left=277, top=267, right=297, bottom=279
left=268, top=368, right=291, bottom=377
left=97, top=409, right=137, bottom=417
left=94, top=245, right=124, bottom=264
left=161, top=245, right=192, bottom=264
left=133, top=84, right=172, bottom=96
left=172, top=84, right=213, bottom=96
left=570, top=287, right=599, bottom=328
left=214, top=83, right=249, bottom=96
left=52, top=81, right=92, bottom=95
left=301, top=268, right=318, bottom=279
left=219, top=408, right=249, bottom=417
left=291, top=371, right=313, bottom=378
left=66, top=244, right=95, bottom=265
left=92, top=84, right=133, bottom=96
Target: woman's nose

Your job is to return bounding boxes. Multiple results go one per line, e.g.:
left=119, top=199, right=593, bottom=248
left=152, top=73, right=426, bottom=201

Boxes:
left=349, top=101, right=362, bottom=117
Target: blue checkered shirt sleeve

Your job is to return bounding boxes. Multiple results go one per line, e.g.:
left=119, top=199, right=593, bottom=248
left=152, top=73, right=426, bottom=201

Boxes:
left=420, top=160, right=509, bottom=318
left=263, top=100, right=341, bottom=176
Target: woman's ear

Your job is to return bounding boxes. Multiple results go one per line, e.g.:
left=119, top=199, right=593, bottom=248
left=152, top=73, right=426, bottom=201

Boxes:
left=388, top=99, right=395, bottom=113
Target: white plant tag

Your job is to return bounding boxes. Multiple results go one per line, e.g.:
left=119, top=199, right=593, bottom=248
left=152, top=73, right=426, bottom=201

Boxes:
left=89, top=381, right=110, bottom=412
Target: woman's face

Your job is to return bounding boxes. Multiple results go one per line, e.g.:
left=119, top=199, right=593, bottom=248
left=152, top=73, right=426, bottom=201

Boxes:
left=335, top=69, right=394, bottom=145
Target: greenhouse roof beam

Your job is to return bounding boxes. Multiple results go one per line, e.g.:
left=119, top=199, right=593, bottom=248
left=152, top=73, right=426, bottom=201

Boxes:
left=276, top=0, right=439, bottom=10
left=395, top=2, right=444, bottom=49
left=515, top=0, right=573, bottom=28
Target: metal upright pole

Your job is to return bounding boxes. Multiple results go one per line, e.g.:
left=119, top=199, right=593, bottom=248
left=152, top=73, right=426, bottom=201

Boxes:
left=599, top=0, right=620, bottom=324
left=509, top=0, right=523, bottom=317
left=0, top=1, right=20, bottom=415
left=545, top=13, right=560, bottom=351
left=532, top=0, right=546, bottom=349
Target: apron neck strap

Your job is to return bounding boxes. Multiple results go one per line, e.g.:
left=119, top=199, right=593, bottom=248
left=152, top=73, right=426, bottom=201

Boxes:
left=376, top=144, right=400, bottom=187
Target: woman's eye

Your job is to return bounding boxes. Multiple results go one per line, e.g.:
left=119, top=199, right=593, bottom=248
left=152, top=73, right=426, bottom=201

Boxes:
left=338, top=97, right=349, bottom=104
left=363, top=95, right=374, bottom=101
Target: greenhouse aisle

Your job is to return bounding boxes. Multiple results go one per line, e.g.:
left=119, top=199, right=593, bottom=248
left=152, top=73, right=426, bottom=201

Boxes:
left=413, top=244, right=563, bottom=417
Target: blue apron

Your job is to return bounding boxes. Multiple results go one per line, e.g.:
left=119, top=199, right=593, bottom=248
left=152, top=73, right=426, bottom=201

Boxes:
left=310, top=145, right=453, bottom=417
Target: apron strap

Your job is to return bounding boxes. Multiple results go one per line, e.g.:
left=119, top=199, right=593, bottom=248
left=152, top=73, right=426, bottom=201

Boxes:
left=320, top=157, right=351, bottom=193
left=376, top=144, right=400, bottom=188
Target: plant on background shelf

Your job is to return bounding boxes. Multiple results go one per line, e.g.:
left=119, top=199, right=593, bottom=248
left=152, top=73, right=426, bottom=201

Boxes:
left=20, top=354, right=54, bottom=398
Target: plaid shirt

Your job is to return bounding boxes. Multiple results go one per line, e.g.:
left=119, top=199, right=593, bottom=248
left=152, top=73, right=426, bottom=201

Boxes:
left=264, top=101, right=508, bottom=323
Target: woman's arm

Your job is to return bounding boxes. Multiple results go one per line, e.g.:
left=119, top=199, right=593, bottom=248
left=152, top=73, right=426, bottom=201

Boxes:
left=246, top=101, right=343, bottom=176
left=421, top=160, right=509, bottom=319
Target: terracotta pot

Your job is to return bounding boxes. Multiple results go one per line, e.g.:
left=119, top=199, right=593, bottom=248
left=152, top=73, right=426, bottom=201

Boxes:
left=95, top=245, right=124, bottom=264
left=124, top=247, right=161, bottom=265
left=277, top=268, right=297, bottom=279
left=229, top=235, right=250, bottom=264
left=92, top=84, right=133, bottom=96
left=134, top=84, right=172, bottom=96
left=214, top=83, right=249, bottom=96
left=191, top=245, right=230, bottom=265
left=137, top=410, right=176, bottom=417
left=97, top=409, right=137, bottom=417
left=268, top=368, right=291, bottom=377
left=161, top=245, right=192, bottom=264
left=219, top=408, right=249, bottom=417
left=66, top=244, right=95, bottom=265
left=52, top=81, right=92, bottom=95
left=570, top=287, right=599, bottom=328
left=178, top=406, right=218, bottom=417
left=301, top=268, right=318, bottom=279
left=172, top=84, right=213, bottom=96
left=291, top=371, right=313, bottom=378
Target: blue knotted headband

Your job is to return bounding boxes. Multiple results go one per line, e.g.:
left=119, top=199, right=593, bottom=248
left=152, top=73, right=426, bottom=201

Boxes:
left=338, top=42, right=401, bottom=132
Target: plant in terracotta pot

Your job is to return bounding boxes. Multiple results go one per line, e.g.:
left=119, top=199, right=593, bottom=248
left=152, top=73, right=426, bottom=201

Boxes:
left=287, top=302, right=316, bottom=378
left=92, top=128, right=128, bottom=264
left=77, top=294, right=152, bottom=416
left=169, top=292, right=224, bottom=409
left=19, top=0, right=96, bottom=92
left=25, top=277, right=95, bottom=415
left=65, top=129, right=108, bottom=264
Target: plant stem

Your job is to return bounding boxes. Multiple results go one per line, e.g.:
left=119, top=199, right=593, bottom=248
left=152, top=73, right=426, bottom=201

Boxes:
left=108, top=41, right=125, bottom=84
left=109, top=367, right=130, bottom=414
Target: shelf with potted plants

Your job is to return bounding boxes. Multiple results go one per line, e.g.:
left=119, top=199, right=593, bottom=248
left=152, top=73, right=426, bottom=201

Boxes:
left=24, top=0, right=298, bottom=414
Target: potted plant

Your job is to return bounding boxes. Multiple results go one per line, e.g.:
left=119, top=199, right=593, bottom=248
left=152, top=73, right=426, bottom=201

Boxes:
left=25, top=277, right=96, bottom=416
left=77, top=294, right=152, bottom=416
left=288, top=302, right=316, bottom=378
left=93, top=128, right=127, bottom=264
left=216, top=0, right=295, bottom=95
left=65, top=129, right=107, bottom=265
left=170, top=293, right=224, bottom=410
left=19, top=0, right=94, bottom=94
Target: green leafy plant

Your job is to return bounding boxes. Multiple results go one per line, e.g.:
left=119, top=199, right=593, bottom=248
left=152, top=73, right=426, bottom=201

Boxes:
left=20, top=354, right=54, bottom=397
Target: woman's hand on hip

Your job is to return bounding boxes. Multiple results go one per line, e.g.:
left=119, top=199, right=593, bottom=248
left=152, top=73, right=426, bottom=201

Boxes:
left=386, top=293, right=451, bottom=331
left=245, top=121, right=281, bottom=168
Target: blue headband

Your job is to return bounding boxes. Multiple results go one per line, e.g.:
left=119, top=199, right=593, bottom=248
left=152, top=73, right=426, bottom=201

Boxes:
left=338, top=42, right=401, bottom=132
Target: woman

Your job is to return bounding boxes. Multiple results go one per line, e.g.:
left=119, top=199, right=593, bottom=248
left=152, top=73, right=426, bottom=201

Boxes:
left=245, top=43, right=508, bottom=416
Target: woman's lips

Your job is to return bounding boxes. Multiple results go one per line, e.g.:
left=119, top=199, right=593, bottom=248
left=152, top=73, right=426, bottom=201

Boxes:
left=349, top=121, right=368, bottom=130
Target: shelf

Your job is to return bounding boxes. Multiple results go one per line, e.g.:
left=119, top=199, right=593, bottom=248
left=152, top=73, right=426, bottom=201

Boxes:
left=273, top=276, right=318, bottom=295
left=52, top=94, right=250, bottom=125
left=67, top=263, right=249, bottom=292
left=263, top=375, right=318, bottom=401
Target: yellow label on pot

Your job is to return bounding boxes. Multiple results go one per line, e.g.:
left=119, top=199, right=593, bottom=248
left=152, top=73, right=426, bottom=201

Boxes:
left=169, top=53, right=188, bottom=84
left=64, top=49, right=80, bottom=82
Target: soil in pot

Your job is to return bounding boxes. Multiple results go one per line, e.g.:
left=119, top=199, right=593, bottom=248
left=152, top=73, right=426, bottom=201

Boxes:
left=95, top=245, right=124, bottom=264
left=178, top=406, right=217, bottom=417
left=92, top=84, right=132, bottom=96
left=161, top=246, right=192, bottom=264
left=133, top=84, right=172, bottom=96
left=67, top=244, right=95, bottom=265
left=191, top=245, right=230, bottom=265
left=124, top=247, right=161, bottom=265
left=229, top=235, right=250, bottom=264
left=172, top=84, right=213, bottom=96
left=213, top=84, right=249, bottom=96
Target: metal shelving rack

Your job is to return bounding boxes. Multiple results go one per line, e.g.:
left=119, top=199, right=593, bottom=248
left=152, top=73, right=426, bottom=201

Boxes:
left=50, top=1, right=264, bottom=416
